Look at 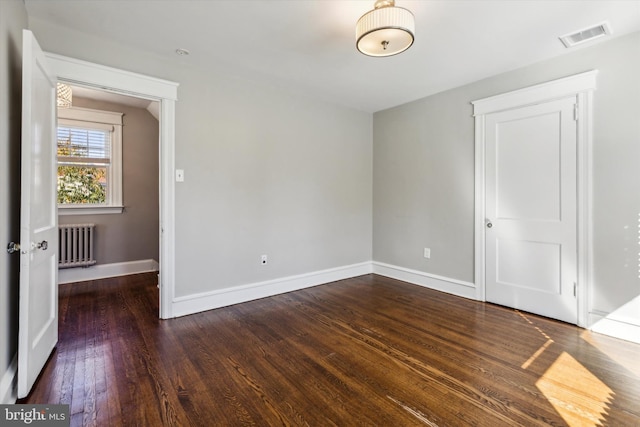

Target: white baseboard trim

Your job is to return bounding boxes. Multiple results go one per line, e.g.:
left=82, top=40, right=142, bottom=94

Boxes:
left=58, top=259, right=159, bottom=284
left=0, top=355, right=17, bottom=404
left=588, top=311, right=640, bottom=344
left=372, top=261, right=477, bottom=300
left=171, top=262, right=373, bottom=318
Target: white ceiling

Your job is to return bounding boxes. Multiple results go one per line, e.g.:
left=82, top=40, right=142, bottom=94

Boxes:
left=25, top=0, right=640, bottom=113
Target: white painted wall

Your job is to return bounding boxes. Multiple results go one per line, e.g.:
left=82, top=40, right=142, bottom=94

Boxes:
left=373, top=31, right=640, bottom=334
left=0, top=0, right=27, bottom=404
left=28, top=17, right=373, bottom=303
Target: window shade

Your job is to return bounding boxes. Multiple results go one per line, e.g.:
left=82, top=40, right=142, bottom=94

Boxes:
left=57, top=126, right=111, bottom=160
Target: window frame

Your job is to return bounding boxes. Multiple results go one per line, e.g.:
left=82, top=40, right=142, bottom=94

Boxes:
left=57, top=106, right=124, bottom=215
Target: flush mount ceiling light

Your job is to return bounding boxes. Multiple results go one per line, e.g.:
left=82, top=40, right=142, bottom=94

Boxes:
left=56, top=83, right=72, bottom=108
left=356, top=0, right=415, bottom=57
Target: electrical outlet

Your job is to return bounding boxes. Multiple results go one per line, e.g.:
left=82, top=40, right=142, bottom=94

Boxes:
left=423, top=248, right=431, bottom=259
left=261, top=254, right=268, bottom=265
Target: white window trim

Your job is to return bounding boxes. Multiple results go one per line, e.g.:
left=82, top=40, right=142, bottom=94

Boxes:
left=57, top=106, right=124, bottom=215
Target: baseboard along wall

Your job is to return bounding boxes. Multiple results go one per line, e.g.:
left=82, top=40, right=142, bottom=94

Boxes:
left=171, top=261, right=477, bottom=318
left=58, top=259, right=159, bottom=284
left=171, top=262, right=373, bottom=318
left=589, top=310, right=640, bottom=344
left=372, top=261, right=477, bottom=300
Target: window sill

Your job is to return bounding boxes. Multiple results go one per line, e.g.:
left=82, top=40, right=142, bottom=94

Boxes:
left=58, top=206, right=124, bottom=216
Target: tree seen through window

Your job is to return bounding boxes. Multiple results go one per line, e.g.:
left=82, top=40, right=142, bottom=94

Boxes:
left=57, top=125, right=110, bottom=204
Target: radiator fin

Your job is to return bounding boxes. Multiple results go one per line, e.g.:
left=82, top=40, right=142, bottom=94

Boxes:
left=58, top=224, right=97, bottom=269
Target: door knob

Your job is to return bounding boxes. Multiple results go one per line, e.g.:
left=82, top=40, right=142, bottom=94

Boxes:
left=7, top=242, right=20, bottom=254
left=486, top=221, right=493, bottom=228
left=37, top=240, right=48, bottom=251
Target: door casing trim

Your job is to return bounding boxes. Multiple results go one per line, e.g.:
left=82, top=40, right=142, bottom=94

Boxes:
left=45, top=52, right=179, bottom=319
left=472, top=70, right=597, bottom=327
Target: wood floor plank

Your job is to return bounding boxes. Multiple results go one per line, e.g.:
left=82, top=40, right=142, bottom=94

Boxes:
left=20, top=272, right=640, bottom=426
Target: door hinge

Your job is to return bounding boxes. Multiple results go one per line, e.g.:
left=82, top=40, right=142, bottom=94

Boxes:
left=573, top=104, right=579, bottom=121
left=573, top=282, right=577, bottom=297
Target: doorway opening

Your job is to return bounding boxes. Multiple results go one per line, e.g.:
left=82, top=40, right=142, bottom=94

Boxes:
left=46, top=52, right=179, bottom=319
left=56, top=83, right=161, bottom=292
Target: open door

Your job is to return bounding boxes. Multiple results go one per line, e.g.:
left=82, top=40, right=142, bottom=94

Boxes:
left=17, top=29, right=58, bottom=398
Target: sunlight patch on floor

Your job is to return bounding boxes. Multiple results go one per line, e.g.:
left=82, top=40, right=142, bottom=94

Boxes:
left=536, top=351, right=613, bottom=427
left=580, top=330, right=640, bottom=377
left=517, top=310, right=556, bottom=370
left=516, top=310, right=553, bottom=340
left=521, top=338, right=554, bottom=369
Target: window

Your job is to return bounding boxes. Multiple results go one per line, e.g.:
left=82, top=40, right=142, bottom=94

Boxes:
left=57, top=107, right=123, bottom=215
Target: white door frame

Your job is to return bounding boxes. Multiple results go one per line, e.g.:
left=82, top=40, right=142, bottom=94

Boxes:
left=472, top=70, right=597, bottom=328
left=46, top=53, right=179, bottom=319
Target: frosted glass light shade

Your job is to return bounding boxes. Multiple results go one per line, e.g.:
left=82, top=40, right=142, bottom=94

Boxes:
left=57, top=83, right=72, bottom=108
left=356, top=1, right=415, bottom=57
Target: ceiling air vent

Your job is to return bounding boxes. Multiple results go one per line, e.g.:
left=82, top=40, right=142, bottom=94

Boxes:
left=559, top=22, right=612, bottom=48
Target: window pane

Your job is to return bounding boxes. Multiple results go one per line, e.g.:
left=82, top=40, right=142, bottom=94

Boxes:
left=57, top=126, right=110, bottom=159
left=57, top=165, right=107, bottom=204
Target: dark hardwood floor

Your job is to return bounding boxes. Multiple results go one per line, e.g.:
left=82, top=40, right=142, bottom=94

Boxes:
left=21, top=273, right=640, bottom=426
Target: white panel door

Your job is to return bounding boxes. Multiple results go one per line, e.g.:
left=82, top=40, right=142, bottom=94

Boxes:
left=18, top=30, right=58, bottom=398
left=485, top=96, right=577, bottom=324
